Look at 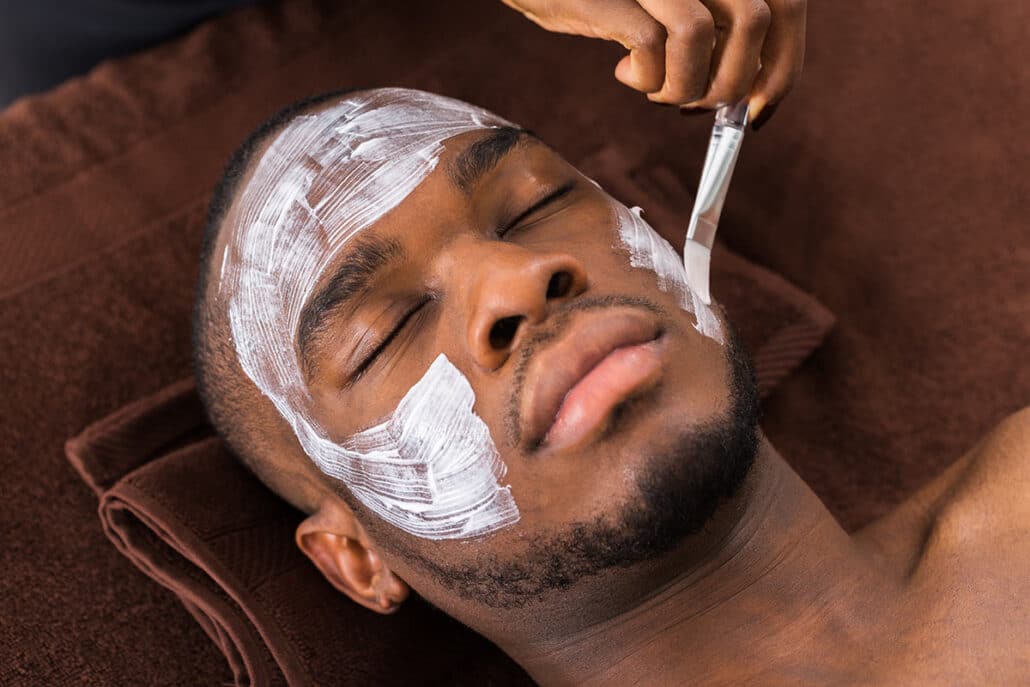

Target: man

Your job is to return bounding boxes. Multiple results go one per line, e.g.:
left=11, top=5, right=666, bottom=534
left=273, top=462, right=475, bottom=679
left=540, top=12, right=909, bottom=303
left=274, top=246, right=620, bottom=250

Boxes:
left=192, top=83, right=1030, bottom=685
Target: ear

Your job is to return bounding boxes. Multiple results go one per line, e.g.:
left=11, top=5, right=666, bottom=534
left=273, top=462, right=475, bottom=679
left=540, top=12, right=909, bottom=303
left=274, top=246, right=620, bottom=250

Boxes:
left=295, top=498, right=410, bottom=614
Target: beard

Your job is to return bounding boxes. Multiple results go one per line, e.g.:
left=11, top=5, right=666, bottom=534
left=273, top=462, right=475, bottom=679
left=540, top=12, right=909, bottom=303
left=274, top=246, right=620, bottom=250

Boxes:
left=403, top=322, right=762, bottom=609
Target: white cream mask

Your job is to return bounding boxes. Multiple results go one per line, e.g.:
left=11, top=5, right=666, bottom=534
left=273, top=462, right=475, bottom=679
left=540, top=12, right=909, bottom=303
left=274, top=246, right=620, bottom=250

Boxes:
left=219, top=88, right=722, bottom=542
left=613, top=203, right=725, bottom=345
left=219, top=88, right=519, bottom=540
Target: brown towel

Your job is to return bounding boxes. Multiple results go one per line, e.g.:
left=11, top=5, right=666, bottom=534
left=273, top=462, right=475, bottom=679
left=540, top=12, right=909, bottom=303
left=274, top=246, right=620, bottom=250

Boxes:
left=65, top=163, right=834, bottom=685
left=7, top=0, right=1027, bottom=683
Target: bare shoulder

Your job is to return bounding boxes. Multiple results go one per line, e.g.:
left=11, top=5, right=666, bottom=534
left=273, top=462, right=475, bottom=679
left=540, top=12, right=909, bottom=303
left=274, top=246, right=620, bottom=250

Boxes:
left=970, top=405, right=1030, bottom=468
left=947, top=406, right=1030, bottom=509
left=856, top=407, right=1030, bottom=576
left=927, top=405, right=1030, bottom=552
left=852, top=410, right=1030, bottom=683
left=857, top=407, right=1030, bottom=570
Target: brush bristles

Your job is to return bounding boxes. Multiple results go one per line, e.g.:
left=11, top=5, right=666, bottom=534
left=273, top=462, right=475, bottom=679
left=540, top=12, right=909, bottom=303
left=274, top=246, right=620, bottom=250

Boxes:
left=683, top=240, right=712, bottom=305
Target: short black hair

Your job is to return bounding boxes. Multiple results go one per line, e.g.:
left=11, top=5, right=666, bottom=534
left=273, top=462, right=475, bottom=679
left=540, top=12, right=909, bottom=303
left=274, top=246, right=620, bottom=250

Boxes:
left=191, top=87, right=360, bottom=511
left=197, top=87, right=360, bottom=297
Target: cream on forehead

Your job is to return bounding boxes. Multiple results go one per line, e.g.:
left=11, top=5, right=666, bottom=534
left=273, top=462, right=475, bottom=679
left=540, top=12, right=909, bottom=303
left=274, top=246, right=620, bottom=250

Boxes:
left=219, top=88, right=518, bottom=540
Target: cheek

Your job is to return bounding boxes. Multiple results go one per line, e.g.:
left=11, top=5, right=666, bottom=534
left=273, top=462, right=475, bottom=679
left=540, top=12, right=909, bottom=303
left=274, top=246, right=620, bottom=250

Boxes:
left=544, top=195, right=726, bottom=347
left=611, top=202, right=725, bottom=345
left=318, top=354, right=520, bottom=541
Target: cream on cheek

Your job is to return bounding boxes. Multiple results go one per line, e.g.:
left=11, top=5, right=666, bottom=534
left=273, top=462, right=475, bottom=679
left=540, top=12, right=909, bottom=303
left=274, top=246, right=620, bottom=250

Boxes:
left=219, top=89, right=519, bottom=540
left=343, top=354, right=518, bottom=538
left=612, top=202, right=725, bottom=345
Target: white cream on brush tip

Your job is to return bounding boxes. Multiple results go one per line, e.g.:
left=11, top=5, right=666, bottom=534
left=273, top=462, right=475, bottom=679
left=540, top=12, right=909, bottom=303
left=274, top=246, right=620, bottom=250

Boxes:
left=684, top=101, right=749, bottom=305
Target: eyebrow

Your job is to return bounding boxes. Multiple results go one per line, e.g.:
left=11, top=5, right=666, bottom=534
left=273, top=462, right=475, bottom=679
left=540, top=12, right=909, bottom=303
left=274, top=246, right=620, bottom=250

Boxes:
left=449, top=126, right=531, bottom=194
left=297, top=233, right=404, bottom=376
left=297, top=126, right=532, bottom=375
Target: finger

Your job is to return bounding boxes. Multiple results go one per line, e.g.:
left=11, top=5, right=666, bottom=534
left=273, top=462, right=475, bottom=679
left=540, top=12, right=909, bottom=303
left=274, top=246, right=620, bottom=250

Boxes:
left=636, top=0, right=716, bottom=104
left=748, top=0, right=806, bottom=125
left=606, top=2, right=668, bottom=93
left=694, top=0, right=770, bottom=108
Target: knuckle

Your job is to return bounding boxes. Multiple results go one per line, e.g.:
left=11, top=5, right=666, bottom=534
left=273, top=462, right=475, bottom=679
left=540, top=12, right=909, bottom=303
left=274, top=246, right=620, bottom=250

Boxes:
left=633, top=21, right=666, bottom=50
left=667, top=12, right=715, bottom=46
left=741, top=2, right=772, bottom=34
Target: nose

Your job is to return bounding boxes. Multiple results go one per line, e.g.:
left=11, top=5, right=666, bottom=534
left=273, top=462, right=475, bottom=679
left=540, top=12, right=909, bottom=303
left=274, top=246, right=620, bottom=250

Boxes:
left=462, top=242, right=588, bottom=371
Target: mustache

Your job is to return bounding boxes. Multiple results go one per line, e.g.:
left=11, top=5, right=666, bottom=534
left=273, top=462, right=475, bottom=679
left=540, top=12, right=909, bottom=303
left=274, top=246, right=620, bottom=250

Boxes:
left=503, top=294, right=668, bottom=448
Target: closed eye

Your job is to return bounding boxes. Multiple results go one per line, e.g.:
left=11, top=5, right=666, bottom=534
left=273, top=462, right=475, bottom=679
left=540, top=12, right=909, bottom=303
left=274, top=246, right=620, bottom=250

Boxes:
left=351, top=298, right=429, bottom=382
left=496, top=181, right=576, bottom=238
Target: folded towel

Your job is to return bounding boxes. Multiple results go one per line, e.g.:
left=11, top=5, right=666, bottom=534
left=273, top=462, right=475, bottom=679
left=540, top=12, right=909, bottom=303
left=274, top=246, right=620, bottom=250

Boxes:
left=6, top=0, right=1027, bottom=682
left=65, top=154, right=834, bottom=686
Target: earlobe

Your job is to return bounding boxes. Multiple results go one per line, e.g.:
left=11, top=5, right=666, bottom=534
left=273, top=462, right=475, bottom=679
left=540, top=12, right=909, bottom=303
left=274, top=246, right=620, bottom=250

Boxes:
left=295, top=503, right=409, bottom=614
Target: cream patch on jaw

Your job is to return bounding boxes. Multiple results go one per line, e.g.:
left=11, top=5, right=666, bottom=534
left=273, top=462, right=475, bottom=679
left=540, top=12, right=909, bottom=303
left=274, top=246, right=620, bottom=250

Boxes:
left=613, top=202, right=725, bottom=344
left=219, top=88, right=519, bottom=540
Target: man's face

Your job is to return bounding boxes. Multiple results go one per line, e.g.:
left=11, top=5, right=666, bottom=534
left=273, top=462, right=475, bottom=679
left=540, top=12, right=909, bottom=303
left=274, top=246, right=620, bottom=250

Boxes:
left=219, top=89, right=758, bottom=613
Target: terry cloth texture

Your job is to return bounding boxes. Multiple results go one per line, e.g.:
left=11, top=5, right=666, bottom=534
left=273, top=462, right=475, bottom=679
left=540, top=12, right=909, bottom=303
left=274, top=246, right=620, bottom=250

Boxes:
left=63, top=145, right=835, bottom=685
left=1, top=0, right=1027, bottom=684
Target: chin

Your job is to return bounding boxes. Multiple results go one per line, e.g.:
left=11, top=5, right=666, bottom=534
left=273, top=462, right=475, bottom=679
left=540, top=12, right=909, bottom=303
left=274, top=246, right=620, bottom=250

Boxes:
left=398, top=326, right=761, bottom=610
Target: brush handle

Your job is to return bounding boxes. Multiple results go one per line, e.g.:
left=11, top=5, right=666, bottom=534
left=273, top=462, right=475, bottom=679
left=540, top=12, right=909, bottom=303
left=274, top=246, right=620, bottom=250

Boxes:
left=685, top=102, right=749, bottom=250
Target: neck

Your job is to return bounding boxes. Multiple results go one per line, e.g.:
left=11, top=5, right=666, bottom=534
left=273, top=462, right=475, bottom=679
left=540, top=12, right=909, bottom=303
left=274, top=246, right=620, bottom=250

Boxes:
left=502, top=439, right=903, bottom=686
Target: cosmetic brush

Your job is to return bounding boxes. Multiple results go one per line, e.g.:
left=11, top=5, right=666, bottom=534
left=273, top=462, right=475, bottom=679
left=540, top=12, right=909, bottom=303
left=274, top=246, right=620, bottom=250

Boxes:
left=683, top=101, right=749, bottom=304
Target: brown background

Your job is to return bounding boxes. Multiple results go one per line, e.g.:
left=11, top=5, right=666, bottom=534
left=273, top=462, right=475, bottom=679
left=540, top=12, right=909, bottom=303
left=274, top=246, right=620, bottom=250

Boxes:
left=1, top=0, right=1027, bottom=684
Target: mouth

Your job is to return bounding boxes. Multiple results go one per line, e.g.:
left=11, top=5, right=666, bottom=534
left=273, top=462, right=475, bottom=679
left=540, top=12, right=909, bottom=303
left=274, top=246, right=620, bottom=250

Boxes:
left=520, top=309, right=664, bottom=453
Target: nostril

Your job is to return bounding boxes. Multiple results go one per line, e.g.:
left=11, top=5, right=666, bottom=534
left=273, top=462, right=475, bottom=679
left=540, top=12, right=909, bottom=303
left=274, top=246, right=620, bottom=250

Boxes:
left=546, top=270, right=573, bottom=299
left=489, top=315, right=524, bottom=350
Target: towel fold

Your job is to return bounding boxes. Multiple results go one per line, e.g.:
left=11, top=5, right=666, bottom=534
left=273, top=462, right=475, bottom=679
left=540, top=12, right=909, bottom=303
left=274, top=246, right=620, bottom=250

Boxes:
left=65, top=154, right=834, bottom=685
left=5, top=0, right=1027, bottom=682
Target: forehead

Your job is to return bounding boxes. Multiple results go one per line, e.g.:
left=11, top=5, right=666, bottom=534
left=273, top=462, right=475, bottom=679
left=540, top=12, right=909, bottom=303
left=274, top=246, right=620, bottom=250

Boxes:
left=213, top=88, right=512, bottom=427
left=219, top=88, right=512, bottom=274
left=211, top=90, right=530, bottom=541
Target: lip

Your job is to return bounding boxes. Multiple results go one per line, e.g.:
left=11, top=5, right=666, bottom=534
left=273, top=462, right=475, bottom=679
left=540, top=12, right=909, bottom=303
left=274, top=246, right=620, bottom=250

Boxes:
left=519, top=309, right=663, bottom=452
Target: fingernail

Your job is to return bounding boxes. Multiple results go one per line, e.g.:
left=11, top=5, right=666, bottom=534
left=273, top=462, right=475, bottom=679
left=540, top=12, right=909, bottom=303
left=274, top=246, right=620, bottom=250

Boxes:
left=747, top=95, right=767, bottom=124
left=751, top=102, right=779, bottom=131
